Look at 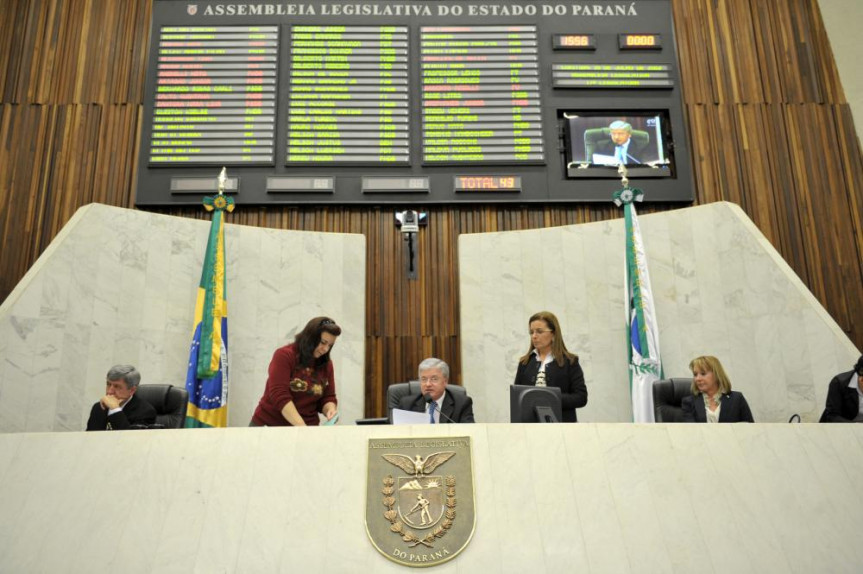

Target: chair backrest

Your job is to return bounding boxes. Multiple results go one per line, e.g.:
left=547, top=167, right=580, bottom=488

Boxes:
left=134, top=384, right=189, bottom=429
left=386, top=381, right=467, bottom=420
left=583, top=127, right=650, bottom=160
left=652, top=378, right=693, bottom=423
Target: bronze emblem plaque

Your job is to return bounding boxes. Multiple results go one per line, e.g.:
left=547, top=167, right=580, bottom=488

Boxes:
left=366, top=436, right=475, bottom=567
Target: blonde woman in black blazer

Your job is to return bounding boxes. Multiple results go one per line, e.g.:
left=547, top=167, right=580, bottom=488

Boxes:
left=681, top=355, right=754, bottom=423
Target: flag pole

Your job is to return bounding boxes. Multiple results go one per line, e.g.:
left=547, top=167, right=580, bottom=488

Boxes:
left=184, top=167, right=234, bottom=428
left=613, top=166, right=662, bottom=423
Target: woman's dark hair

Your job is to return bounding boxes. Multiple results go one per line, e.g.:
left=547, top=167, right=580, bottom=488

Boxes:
left=856, top=354, right=863, bottom=375
left=295, top=316, right=342, bottom=366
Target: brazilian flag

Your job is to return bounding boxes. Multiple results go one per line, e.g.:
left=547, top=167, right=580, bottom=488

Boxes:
left=185, top=192, right=234, bottom=428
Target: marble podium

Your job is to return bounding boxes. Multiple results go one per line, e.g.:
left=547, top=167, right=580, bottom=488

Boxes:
left=1, top=424, right=863, bottom=573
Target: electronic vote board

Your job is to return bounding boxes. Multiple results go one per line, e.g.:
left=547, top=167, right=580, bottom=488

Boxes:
left=136, top=0, right=693, bottom=205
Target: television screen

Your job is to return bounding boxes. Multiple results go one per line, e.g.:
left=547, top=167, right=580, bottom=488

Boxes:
left=563, top=111, right=675, bottom=178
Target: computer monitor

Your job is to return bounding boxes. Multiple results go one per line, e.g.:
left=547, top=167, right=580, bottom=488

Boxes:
left=510, top=385, right=563, bottom=423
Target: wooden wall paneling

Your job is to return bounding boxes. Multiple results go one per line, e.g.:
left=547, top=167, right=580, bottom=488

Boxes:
left=10, top=0, right=45, bottom=104
left=681, top=0, right=723, bottom=103
left=763, top=104, right=809, bottom=277
left=0, top=0, right=21, bottom=101
left=701, top=0, right=733, bottom=103
left=672, top=0, right=715, bottom=104
left=0, top=104, right=50, bottom=297
left=725, top=0, right=764, bottom=103
left=737, top=104, right=783, bottom=244
left=93, top=104, right=138, bottom=206
left=125, top=1, right=153, bottom=104
left=712, top=105, right=747, bottom=206
left=771, top=0, right=820, bottom=103
left=836, top=106, right=863, bottom=267
left=43, top=105, right=99, bottom=241
left=810, top=104, right=863, bottom=334
left=749, top=0, right=785, bottom=104
left=0, top=0, right=38, bottom=103
left=685, top=105, right=721, bottom=203
left=785, top=103, right=858, bottom=333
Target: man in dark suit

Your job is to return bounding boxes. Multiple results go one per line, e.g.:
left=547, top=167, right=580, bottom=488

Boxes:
left=819, top=355, right=863, bottom=422
left=86, top=365, right=157, bottom=430
left=592, top=120, right=648, bottom=164
left=398, top=358, right=475, bottom=423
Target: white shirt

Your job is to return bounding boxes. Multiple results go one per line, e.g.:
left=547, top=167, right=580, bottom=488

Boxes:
left=531, top=349, right=555, bottom=373
left=531, top=350, right=555, bottom=387
left=702, top=393, right=722, bottom=423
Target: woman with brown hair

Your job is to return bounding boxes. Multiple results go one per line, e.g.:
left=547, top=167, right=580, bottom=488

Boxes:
left=513, top=311, right=588, bottom=422
left=681, top=355, right=754, bottom=423
left=251, top=316, right=342, bottom=426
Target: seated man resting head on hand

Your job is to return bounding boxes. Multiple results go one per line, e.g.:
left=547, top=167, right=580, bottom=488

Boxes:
left=86, top=365, right=157, bottom=431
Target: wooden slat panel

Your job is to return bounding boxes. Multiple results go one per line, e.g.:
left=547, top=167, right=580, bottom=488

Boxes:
left=0, top=0, right=861, bottom=419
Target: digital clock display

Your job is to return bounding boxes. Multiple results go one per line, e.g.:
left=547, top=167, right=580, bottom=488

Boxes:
left=552, top=34, right=596, bottom=51
left=454, top=176, right=522, bottom=192
left=618, top=34, right=663, bottom=50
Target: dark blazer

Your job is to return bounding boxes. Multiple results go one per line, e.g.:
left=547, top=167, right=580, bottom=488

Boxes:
left=514, top=355, right=588, bottom=422
left=681, top=391, right=754, bottom=423
left=86, top=394, right=157, bottom=431
left=819, top=370, right=860, bottom=422
left=398, top=390, right=475, bottom=423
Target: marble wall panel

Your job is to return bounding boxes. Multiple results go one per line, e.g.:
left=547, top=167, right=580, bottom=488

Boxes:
left=0, top=203, right=366, bottom=432
left=459, top=202, right=860, bottom=423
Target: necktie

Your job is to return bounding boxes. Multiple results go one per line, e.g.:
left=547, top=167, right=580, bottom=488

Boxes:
left=429, top=401, right=436, bottom=424
left=616, top=146, right=625, bottom=164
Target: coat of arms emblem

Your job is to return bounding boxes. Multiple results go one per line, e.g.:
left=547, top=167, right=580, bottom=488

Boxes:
left=366, top=437, right=475, bottom=566
left=187, top=4, right=198, bottom=16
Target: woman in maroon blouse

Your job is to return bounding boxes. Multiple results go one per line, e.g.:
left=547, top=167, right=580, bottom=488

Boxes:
left=251, top=317, right=342, bottom=426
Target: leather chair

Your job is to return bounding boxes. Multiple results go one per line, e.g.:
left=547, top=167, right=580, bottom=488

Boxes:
left=134, top=384, right=189, bottom=429
left=387, top=380, right=467, bottom=421
left=583, top=127, right=650, bottom=161
left=652, top=378, right=693, bottom=422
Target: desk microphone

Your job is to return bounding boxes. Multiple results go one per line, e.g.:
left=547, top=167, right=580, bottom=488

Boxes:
left=423, top=393, right=457, bottom=424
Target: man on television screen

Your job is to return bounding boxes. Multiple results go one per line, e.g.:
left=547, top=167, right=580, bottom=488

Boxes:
left=593, top=120, right=646, bottom=165
left=398, top=357, right=475, bottom=423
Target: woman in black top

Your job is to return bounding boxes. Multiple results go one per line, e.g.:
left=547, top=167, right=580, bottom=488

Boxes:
left=681, top=355, right=754, bottom=423
left=513, top=311, right=588, bottom=422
